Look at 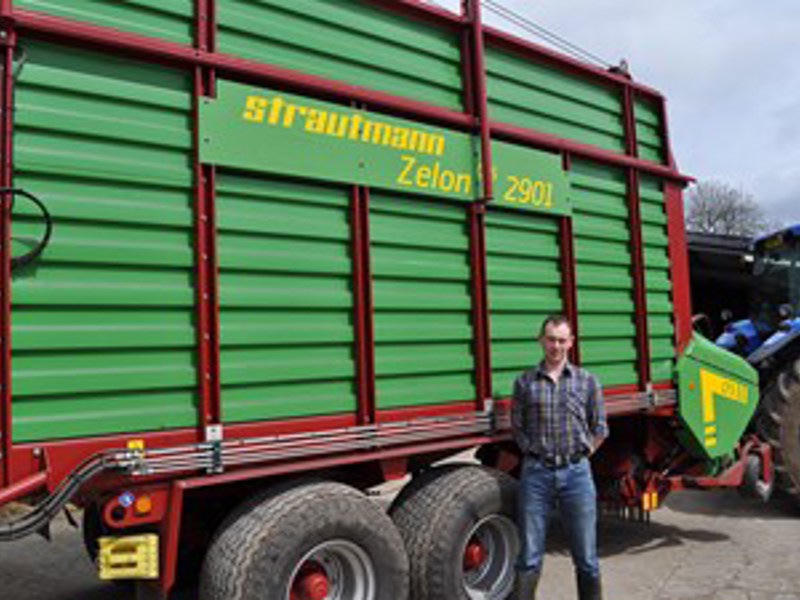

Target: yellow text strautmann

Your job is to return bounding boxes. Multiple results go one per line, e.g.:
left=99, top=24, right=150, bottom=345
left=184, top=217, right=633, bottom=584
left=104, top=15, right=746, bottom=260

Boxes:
left=242, top=95, right=447, bottom=157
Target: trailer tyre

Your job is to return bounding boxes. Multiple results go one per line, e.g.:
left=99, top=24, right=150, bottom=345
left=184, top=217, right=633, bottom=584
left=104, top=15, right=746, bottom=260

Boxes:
left=199, top=481, right=409, bottom=600
left=390, top=465, right=518, bottom=600
left=757, top=357, right=800, bottom=504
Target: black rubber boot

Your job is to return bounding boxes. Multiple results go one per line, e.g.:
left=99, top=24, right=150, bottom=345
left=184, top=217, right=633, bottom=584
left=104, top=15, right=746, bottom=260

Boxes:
left=576, top=572, right=602, bottom=600
left=512, top=569, right=540, bottom=600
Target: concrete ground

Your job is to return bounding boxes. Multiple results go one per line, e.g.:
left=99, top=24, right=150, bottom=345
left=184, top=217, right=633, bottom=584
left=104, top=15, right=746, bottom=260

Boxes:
left=0, top=488, right=798, bottom=599
left=546, top=490, right=800, bottom=600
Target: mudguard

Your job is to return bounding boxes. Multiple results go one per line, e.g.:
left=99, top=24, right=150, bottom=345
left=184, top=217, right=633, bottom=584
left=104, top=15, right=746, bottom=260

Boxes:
left=676, top=333, right=759, bottom=460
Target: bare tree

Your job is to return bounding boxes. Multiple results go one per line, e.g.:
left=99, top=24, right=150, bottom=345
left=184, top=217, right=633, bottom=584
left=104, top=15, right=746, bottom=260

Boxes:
left=685, top=180, right=780, bottom=236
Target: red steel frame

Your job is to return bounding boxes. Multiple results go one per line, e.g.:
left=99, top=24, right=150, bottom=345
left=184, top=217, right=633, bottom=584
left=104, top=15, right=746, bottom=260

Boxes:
left=463, top=0, right=492, bottom=406
left=191, top=45, right=211, bottom=428
left=469, top=203, right=491, bottom=404
left=665, top=183, right=694, bottom=352
left=0, top=27, right=15, bottom=488
left=654, top=68, right=694, bottom=355
left=650, top=89, right=694, bottom=357
left=193, top=0, right=221, bottom=432
left=9, top=9, right=690, bottom=188
left=0, top=0, right=693, bottom=501
left=352, top=186, right=377, bottom=425
left=464, top=0, right=494, bottom=203
left=560, top=217, right=581, bottom=364
left=560, top=152, right=581, bottom=364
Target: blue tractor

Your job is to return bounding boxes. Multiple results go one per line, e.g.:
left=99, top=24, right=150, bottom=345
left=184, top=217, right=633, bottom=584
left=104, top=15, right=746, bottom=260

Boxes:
left=715, top=224, right=800, bottom=503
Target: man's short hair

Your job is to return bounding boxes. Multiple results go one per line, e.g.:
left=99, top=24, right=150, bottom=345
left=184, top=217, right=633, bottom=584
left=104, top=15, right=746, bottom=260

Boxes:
left=538, top=314, right=572, bottom=337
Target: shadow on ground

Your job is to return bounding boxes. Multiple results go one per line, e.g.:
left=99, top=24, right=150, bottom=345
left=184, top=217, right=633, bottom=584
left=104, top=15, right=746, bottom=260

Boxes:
left=664, top=488, right=800, bottom=519
left=541, top=511, right=729, bottom=561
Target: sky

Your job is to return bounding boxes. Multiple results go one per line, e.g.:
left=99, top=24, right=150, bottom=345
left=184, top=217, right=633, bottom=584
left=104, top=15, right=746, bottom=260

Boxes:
left=433, top=0, right=800, bottom=226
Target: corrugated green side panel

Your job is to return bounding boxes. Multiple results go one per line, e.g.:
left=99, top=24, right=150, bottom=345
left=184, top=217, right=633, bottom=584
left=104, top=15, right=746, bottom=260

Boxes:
left=486, top=210, right=562, bottom=397
left=486, top=47, right=625, bottom=153
left=13, top=0, right=194, bottom=45
left=217, top=0, right=463, bottom=111
left=640, top=176, right=676, bottom=382
left=635, top=98, right=666, bottom=164
left=570, top=161, right=638, bottom=387
left=216, top=174, right=357, bottom=422
left=11, top=41, right=196, bottom=441
left=370, top=194, right=475, bottom=408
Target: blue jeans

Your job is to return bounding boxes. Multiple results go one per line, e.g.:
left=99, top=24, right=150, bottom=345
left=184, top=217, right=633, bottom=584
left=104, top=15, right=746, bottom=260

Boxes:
left=516, top=456, right=600, bottom=578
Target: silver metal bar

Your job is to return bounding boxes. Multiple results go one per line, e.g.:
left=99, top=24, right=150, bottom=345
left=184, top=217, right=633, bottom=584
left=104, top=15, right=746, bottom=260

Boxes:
left=123, top=411, right=494, bottom=477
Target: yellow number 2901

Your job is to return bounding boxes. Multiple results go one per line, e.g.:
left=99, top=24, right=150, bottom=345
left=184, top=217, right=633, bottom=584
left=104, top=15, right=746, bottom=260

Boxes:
left=504, top=176, right=553, bottom=208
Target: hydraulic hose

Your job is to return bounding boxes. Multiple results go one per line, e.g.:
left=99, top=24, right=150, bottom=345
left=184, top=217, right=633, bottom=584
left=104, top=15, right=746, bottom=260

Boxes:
left=0, top=452, right=113, bottom=542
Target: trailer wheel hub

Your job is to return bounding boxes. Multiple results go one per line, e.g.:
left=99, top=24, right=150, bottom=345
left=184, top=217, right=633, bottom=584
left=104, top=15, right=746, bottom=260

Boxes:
left=292, top=563, right=329, bottom=600
left=463, top=538, right=488, bottom=571
left=289, top=540, right=376, bottom=600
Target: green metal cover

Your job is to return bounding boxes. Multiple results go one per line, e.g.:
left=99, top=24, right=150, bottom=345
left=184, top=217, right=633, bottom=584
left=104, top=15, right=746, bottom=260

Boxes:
left=11, top=41, right=196, bottom=441
left=14, top=0, right=194, bottom=45
left=4, top=6, right=688, bottom=445
left=676, top=333, right=759, bottom=459
left=635, top=98, right=666, bottom=164
left=217, top=0, right=463, bottom=111
left=370, top=194, right=476, bottom=408
left=486, top=47, right=625, bottom=153
left=486, top=210, right=562, bottom=396
left=216, top=173, right=357, bottom=422
left=570, top=161, right=638, bottom=387
left=640, top=176, right=676, bottom=382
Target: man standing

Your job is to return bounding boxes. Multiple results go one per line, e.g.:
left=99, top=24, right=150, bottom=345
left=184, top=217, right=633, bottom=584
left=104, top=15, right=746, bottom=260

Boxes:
left=511, top=315, right=607, bottom=600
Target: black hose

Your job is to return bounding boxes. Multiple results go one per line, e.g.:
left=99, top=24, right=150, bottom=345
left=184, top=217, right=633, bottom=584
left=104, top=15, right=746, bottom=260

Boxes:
left=0, top=188, right=54, bottom=271
left=0, top=452, right=114, bottom=542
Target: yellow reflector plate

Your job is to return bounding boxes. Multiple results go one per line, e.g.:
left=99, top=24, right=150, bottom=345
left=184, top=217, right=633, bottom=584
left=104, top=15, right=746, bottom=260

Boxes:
left=98, top=534, right=159, bottom=580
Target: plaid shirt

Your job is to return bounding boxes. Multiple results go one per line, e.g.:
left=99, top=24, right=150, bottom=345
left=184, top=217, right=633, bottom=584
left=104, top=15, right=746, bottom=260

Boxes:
left=511, top=362, right=608, bottom=459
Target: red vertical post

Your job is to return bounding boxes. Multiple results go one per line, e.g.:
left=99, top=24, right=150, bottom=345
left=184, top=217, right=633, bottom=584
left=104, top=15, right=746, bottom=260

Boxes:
left=194, top=0, right=221, bottom=432
left=622, top=86, right=651, bottom=390
left=459, top=6, right=475, bottom=118
left=206, top=0, right=217, bottom=55
left=560, top=216, right=580, bottom=365
left=463, top=0, right=493, bottom=202
left=205, top=1, right=221, bottom=430
left=665, top=183, right=693, bottom=353
left=469, top=204, right=490, bottom=405
left=192, top=66, right=212, bottom=432
left=560, top=153, right=581, bottom=364
left=559, top=151, right=581, bottom=366
left=0, top=30, right=14, bottom=485
left=204, top=165, right=221, bottom=428
left=352, top=186, right=376, bottom=425
left=656, top=96, right=693, bottom=352
left=462, top=0, right=493, bottom=406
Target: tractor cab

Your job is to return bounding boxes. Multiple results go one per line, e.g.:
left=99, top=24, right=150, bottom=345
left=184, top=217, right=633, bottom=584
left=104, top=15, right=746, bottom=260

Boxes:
left=717, top=224, right=800, bottom=358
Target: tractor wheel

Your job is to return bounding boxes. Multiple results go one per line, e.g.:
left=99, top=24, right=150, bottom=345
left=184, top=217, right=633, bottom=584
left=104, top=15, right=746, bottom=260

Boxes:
left=199, top=480, right=409, bottom=600
left=757, top=357, right=800, bottom=505
left=390, top=465, right=518, bottom=600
